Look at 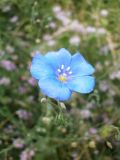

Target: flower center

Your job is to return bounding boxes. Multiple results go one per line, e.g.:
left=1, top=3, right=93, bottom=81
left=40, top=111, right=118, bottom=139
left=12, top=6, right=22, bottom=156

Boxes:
left=58, top=75, right=67, bottom=82
left=57, top=64, right=72, bottom=83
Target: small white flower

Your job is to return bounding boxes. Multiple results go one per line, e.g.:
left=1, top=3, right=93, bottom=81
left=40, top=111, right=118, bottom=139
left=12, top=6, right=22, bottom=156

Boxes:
left=95, top=62, right=103, bottom=71
left=70, top=20, right=85, bottom=33
left=55, top=11, right=71, bottom=26
left=47, top=39, right=56, bottom=46
left=69, top=35, right=80, bottom=46
left=0, top=77, right=10, bottom=86
left=49, top=22, right=56, bottom=29
left=2, top=6, right=11, bottom=12
left=6, top=45, right=14, bottom=53
left=43, top=34, right=52, bottom=41
left=13, top=138, right=25, bottom=149
left=10, top=16, right=18, bottom=23
left=100, top=9, right=108, bottom=17
left=80, top=109, right=91, bottom=119
left=20, top=149, right=35, bottom=160
left=109, top=71, right=120, bottom=80
left=99, top=80, right=109, bottom=92
left=97, top=28, right=106, bottom=35
left=86, top=26, right=96, bottom=33
left=53, top=5, right=61, bottom=13
left=16, top=109, right=32, bottom=120
left=100, top=45, right=109, bottom=55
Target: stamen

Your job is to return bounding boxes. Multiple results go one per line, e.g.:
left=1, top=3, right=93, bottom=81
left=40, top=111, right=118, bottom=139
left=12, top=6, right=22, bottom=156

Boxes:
left=57, top=69, right=61, bottom=73
left=69, top=71, right=72, bottom=74
left=66, top=66, right=71, bottom=71
left=61, top=64, right=64, bottom=69
left=63, top=73, right=67, bottom=76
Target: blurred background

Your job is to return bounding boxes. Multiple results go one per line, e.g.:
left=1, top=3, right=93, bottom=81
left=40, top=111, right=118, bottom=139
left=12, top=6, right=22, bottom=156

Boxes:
left=0, top=0, right=120, bottom=159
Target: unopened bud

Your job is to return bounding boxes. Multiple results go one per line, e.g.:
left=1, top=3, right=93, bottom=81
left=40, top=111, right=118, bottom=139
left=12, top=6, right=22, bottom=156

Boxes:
left=61, top=128, right=67, bottom=133
left=35, top=39, right=40, bottom=43
left=42, top=117, right=51, bottom=125
left=89, top=141, right=96, bottom=148
left=41, top=98, right=47, bottom=103
left=59, top=102, right=66, bottom=110
left=71, top=142, right=78, bottom=148
left=106, top=141, right=113, bottom=149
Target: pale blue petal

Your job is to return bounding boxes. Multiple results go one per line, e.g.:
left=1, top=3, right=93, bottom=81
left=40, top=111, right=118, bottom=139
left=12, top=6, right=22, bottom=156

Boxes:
left=67, top=76, right=95, bottom=93
left=30, top=54, right=54, bottom=80
left=45, top=48, right=71, bottom=69
left=31, top=53, right=42, bottom=65
left=38, top=78, right=72, bottom=101
left=70, top=53, right=95, bottom=77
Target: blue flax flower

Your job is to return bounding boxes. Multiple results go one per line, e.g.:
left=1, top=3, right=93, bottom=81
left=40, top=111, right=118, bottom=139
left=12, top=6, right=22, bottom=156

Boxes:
left=30, top=48, right=95, bottom=101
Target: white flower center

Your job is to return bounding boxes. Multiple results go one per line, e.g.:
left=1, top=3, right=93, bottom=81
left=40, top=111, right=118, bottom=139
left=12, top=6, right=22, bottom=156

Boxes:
left=57, top=65, right=72, bottom=82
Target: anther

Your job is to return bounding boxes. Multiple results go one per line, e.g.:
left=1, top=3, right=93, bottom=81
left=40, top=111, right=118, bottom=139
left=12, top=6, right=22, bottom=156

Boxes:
left=66, top=66, right=71, bottom=71
left=61, top=64, right=64, bottom=69
left=57, top=69, right=61, bottom=73
left=69, top=71, right=72, bottom=74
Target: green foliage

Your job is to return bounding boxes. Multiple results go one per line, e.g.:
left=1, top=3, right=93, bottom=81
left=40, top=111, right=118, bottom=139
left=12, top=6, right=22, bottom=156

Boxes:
left=0, top=0, right=120, bottom=159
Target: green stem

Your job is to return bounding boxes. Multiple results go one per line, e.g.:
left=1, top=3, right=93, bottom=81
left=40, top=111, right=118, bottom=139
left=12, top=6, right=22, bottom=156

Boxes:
left=0, top=145, right=13, bottom=155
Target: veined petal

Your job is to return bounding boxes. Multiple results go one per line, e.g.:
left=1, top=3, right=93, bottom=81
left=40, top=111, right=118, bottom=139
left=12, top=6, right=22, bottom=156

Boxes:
left=70, top=53, right=95, bottom=77
left=67, top=76, right=95, bottom=93
left=45, top=48, right=71, bottom=69
left=38, top=78, right=72, bottom=101
left=30, top=54, right=54, bottom=80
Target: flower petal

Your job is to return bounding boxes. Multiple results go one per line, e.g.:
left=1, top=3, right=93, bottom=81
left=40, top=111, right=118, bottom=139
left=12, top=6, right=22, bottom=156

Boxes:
left=38, top=78, right=72, bottom=101
left=67, top=76, right=95, bottom=93
left=45, top=48, right=71, bottom=69
left=30, top=54, right=54, bottom=80
left=70, top=53, right=95, bottom=77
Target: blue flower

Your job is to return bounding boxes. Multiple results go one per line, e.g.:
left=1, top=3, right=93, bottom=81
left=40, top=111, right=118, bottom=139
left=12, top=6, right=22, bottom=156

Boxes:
left=30, top=48, right=95, bottom=101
